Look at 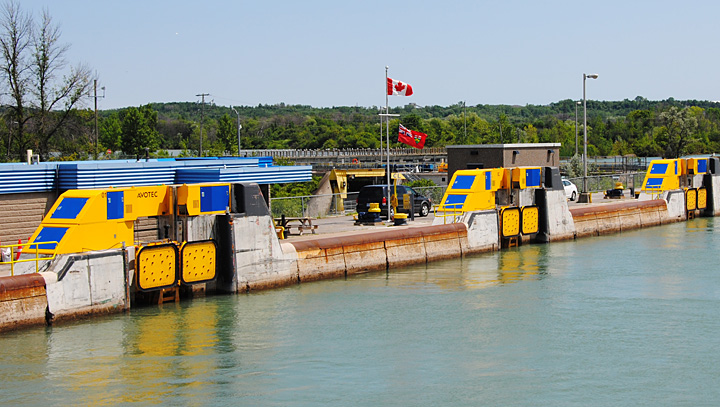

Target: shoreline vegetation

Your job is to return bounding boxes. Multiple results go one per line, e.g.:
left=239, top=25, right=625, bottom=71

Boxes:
left=4, top=98, right=719, bottom=163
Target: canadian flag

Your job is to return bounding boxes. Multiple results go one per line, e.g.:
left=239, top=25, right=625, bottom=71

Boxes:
left=387, top=77, right=413, bottom=96
left=398, top=124, right=427, bottom=149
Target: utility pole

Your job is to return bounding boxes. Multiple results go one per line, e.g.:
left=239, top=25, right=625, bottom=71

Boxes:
left=231, top=106, right=241, bottom=155
left=463, top=101, right=467, bottom=143
left=93, top=79, right=105, bottom=159
left=196, top=93, right=209, bottom=157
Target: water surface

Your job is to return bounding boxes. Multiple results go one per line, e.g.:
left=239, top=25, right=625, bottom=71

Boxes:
left=1, top=219, right=719, bottom=406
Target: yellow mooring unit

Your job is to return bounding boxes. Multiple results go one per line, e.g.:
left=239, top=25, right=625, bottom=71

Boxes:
left=28, top=185, right=172, bottom=255
left=28, top=183, right=231, bottom=255
left=641, top=159, right=681, bottom=194
left=436, top=168, right=505, bottom=216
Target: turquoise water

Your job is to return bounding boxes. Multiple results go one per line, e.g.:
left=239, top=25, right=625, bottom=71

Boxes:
left=2, top=219, right=720, bottom=406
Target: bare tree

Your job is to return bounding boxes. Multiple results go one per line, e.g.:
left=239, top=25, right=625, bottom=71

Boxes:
left=31, top=8, right=92, bottom=158
left=0, top=0, right=31, bottom=160
left=0, top=1, right=92, bottom=160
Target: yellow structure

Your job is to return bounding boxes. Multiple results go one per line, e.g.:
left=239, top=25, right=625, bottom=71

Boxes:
left=698, top=187, right=708, bottom=210
left=180, top=240, right=217, bottom=284
left=436, top=168, right=505, bottom=215
left=641, top=159, right=681, bottom=193
left=686, top=188, right=697, bottom=211
left=329, top=169, right=386, bottom=212
left=136, top=243, right=178, bottom=291
left=28, top=185, right=172, bottom=255
left=510, top=166, right=543, bottom=189
left=500, top=207, right=520, bottom=238
left=27, top=183, right=230, bottom=255
left=641, top=157, right=711, bottom=197
left=436, top=167, right=542, bottom=216
left=521, top=206, right=540, bottom=235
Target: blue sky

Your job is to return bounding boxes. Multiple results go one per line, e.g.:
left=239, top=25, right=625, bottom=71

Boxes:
left=17, top=0, right=720, bottom=110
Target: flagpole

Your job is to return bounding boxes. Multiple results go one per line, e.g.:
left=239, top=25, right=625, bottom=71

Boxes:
left=385, top=66, right=391, bottom=220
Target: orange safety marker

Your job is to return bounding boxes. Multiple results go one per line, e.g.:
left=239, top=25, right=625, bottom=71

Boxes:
left=15, top=239, right=22, bottom=261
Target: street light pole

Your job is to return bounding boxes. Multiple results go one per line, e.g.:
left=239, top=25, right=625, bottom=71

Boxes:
left=582, top=73, right=598, bottom=200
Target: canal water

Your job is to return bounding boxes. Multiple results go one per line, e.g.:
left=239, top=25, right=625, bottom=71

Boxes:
left=2, top=219, right=720, bottom=406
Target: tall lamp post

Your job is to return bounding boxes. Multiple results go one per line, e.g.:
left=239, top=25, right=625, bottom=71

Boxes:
left=582, top=73, right=599, bottom=202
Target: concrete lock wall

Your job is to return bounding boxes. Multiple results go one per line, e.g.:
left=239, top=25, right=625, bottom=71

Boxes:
left=570, top=199, right=671, bottom=238
left=231, top=214, right=298, bottom=292
left=289, top=223, right=474, bottom=284
left=462, top=210, right=500, bottom=254
left=664, top=190, right=687, bottom=221
left=44, top=251, right=129, bottom=323
left=536, top=189, right=575, bottom=242
left=709, top=175, right=720, bottom=216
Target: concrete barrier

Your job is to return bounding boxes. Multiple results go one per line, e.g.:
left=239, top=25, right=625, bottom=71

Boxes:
left=343, top=240, right=387, bottom=276
left=423, top=224, right=464, bottom=261
left=44, top=250, right=128, bottom=323
left=570, top=199, right=669, bottom=238
left=290, top=224, right=469, bottom=282
left=386, top=234, right=427, bottom=268
left=295, top=242, right=346, bottom=282
left=0, top=273, right=47, bottom=332
left=536, top=189, right=575, bottom=242
left=462, top=210, right=500, bottom=254
left=705, top=175, right=720, bottom=216
left=231, top=214, right=298, bottom=292
left=3, top=177, right=718, bottom=332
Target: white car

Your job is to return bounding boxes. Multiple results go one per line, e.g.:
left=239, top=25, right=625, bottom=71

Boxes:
left=562, top=179, right=578, bottom=201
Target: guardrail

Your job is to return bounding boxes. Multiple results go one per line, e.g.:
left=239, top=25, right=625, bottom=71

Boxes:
left=567, top=172, right=645, bottom=194
left=0, top=241, right=58, bottom=276
left=433, top=203, right=464, bottom=224
left=270, top=186, right=447, bottom=218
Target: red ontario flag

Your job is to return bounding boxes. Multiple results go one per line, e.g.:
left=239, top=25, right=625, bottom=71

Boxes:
left=398, top=124, right=427, bottom=149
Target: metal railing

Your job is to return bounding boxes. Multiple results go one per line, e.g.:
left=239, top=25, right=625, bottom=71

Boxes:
left=433, top=203, right=464, bottom=224
left=270, top=192, right=360, bottom=218
left=269, top=186, right=447, bottom=218
left=244, top=147, right=446, bottom=159
left=567, top=172, right=645, bottom=194
left=0, top=241, right=58, bottom=276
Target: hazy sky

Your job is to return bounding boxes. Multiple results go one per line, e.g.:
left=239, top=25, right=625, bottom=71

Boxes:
left=16, top=0, right=720, bottom=110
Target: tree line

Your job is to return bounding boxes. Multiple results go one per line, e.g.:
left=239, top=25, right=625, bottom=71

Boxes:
left=130, top=98, right=719, bottom=160
left=3, top=97, right=720, bottom=162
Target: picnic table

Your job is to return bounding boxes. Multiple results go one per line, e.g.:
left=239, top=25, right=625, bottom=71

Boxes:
left=274, top=216, right=317, bottom=237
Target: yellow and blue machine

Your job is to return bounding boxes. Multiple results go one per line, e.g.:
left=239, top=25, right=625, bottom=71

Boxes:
left=435, top=166, right=542, bottom=242
left=436, top=167, right=541, bottom=215
left=640, top=157, right=711, bottom=215
left=28, top=183, right=230, bottom=255
left=640, top=159, right=682, bottom=192
left=25, top=182, right=232, bottom=295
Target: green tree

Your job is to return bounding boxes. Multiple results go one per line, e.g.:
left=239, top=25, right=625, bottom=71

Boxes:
left=99, top=112, right=122, bottom=152
left=657, top=107, right=698, bottom=158
left=120, top=105, right=159, bottom=157
left=216, top=114, right=237, bottom=155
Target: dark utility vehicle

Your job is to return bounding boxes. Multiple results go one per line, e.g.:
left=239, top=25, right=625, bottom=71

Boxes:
left=356, top=185, right=432, bottom=219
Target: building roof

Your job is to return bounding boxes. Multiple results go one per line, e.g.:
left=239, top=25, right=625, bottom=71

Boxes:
left=0, top=157, right=311, bottom=194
